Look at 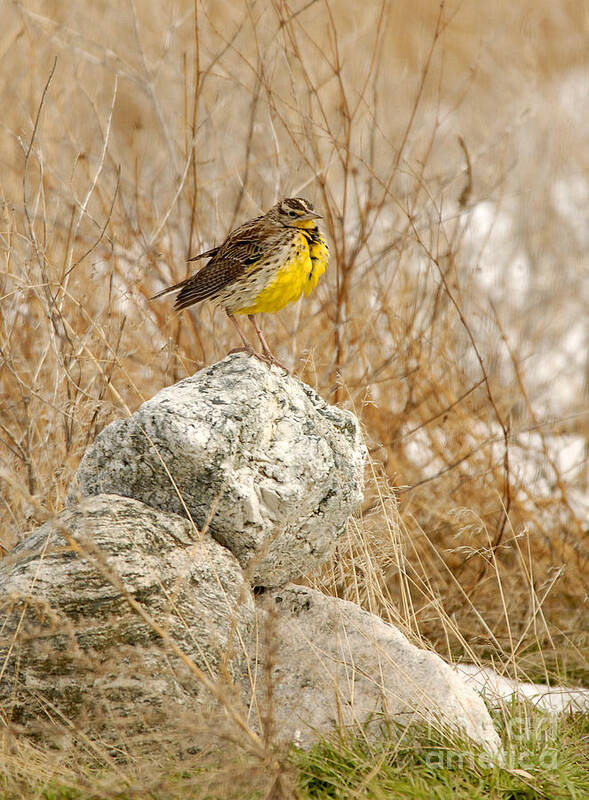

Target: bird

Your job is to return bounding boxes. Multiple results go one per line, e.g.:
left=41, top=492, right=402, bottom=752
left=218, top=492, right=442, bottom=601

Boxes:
left=150, top=196, right=329, bottom=369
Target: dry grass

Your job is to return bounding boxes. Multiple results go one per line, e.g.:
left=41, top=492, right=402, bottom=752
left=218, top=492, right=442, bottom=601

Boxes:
left=1, top=0, right=588, bottom=775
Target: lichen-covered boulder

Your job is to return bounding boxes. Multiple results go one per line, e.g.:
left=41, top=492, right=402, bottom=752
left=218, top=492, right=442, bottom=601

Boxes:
left=68, top=354, right=366, bottom=586
left=0, top=495, right=254, bottom=738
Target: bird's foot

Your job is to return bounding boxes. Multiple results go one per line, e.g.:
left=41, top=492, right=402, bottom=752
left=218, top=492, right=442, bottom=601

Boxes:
left=256, top=350, right=290, bottom=374
left=227, top=345, right=289, bottom=374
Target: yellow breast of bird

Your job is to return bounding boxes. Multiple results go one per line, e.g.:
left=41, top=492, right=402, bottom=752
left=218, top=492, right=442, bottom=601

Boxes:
left=234, top=230, right=328, bottom=316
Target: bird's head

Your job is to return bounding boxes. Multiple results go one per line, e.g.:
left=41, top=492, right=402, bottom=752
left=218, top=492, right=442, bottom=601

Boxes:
left=268, top=197, right=323, bottom=229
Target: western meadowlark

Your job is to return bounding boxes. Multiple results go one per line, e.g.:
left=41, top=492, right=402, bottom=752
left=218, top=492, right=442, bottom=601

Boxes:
left=150, top=197, right=329, bottom=368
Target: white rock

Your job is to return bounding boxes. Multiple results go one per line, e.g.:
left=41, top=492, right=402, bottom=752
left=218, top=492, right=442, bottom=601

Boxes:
left=254, top=584, right=502, bottom=755
left=455, top=663, right=589, bottom=714
left=69, top=354, right=366, bottom=586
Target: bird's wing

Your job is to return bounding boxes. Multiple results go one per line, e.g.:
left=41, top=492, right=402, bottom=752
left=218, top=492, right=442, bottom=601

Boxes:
left=173, top=257, right=246, bottom=310
left=151, top=214, right=275, bottom=309
left=173, top=221, right=274, bottom=311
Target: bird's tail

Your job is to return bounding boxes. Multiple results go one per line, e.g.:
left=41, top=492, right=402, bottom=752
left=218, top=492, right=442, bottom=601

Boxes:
left=149, top=277, right=191, bottom=301
left=150, top=246, right=219, bottom=300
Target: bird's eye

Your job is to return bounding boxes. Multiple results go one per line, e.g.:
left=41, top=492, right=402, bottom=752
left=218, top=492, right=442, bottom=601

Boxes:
left=288, top=210, right=298, bottom=217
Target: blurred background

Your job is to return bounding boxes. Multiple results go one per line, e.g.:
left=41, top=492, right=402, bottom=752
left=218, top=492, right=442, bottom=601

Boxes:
left=1, top=0, right=588, bottom=683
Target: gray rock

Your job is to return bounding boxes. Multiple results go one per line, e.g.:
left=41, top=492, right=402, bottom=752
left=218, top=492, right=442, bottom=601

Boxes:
left=0, top=495, right=254, bottom=737
left=69, top=354, right=365, bottom=586
left=254, top=585, right=502, bottom=755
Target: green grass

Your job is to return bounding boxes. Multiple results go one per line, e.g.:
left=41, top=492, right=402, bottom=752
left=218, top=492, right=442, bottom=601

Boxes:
left=1, top=707, right=587, bottom=800
left=295, top=709, right=589, bottom=800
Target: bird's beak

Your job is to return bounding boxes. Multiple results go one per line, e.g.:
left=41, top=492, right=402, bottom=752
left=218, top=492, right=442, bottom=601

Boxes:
left=303, top=211, right=323, bottom=220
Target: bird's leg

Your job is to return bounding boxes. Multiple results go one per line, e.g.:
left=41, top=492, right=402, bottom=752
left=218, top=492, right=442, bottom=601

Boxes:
left=247, top=315, right=289, bottom=373
left=248, top=315, right=273, bottom=358
left=227, top=313, right=255, bottom=355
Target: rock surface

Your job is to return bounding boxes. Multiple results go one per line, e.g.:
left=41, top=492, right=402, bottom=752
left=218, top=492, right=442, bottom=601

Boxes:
left=69, top=354, right=366, bottom=587
left=455, top=664, right=589, bottom=714
left=0, top=494, right=254, bottom=736
left=254, top=584, right=502, bottom=754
